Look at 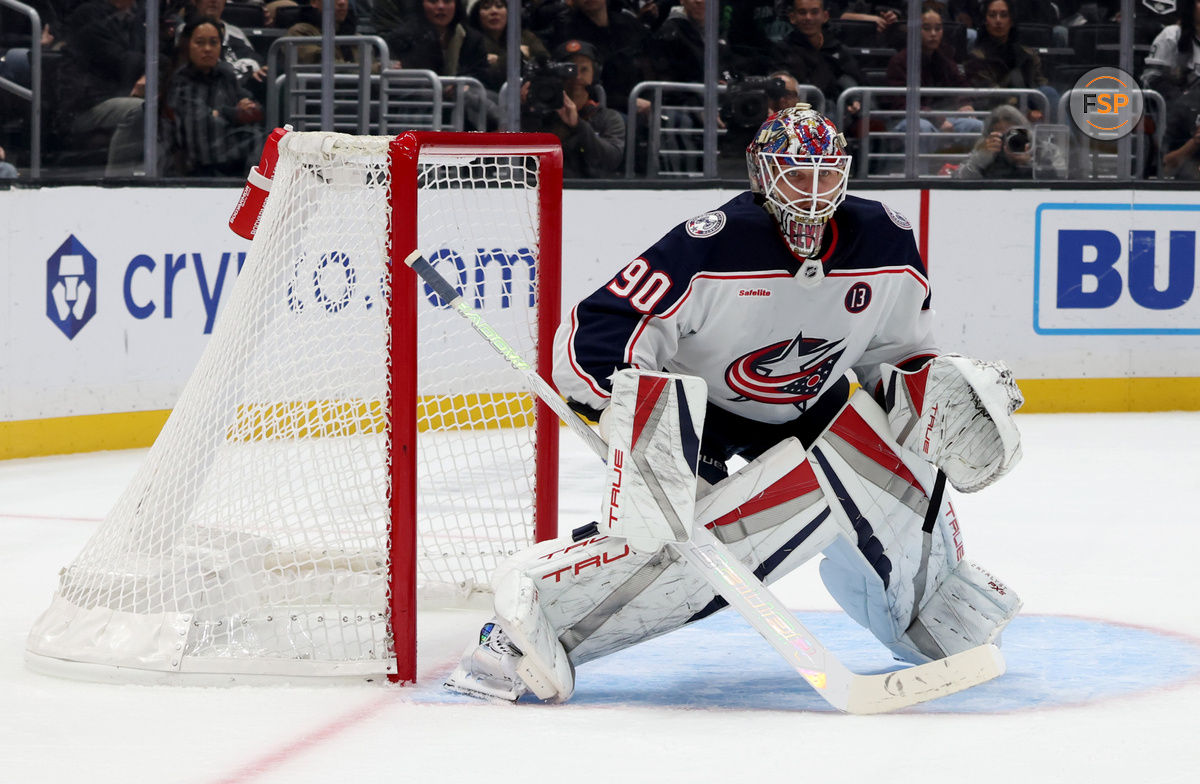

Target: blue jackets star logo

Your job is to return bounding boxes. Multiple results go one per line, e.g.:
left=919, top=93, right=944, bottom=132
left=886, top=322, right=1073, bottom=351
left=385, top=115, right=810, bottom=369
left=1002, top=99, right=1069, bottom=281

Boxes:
left=725, top=334, right=845, bottom=409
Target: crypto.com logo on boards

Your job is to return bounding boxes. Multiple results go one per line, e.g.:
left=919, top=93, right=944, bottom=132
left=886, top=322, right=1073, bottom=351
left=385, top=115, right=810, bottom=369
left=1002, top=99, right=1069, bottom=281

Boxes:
left=46, top=235, right=98, bottom=339
left=1067, top=67, right=1144, bottom=141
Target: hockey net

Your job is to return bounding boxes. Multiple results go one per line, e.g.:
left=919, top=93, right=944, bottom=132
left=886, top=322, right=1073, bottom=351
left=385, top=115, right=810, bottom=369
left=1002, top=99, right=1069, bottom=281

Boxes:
left=26, top=132, right=562, bottom=683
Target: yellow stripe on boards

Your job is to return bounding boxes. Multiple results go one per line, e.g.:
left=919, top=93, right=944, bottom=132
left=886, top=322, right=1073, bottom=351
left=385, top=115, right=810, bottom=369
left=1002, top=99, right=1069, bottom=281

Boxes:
left=226, top=400, right=388, bottom=442
left=2, top=380, right=1197, bottom=460
left=1017, top=377, right=1200, bottom=414
left=0, top=410, right=173, bottom=460
left=226, top=394, right=538, bottom=441
left=419, top=393, right=537, bottom=430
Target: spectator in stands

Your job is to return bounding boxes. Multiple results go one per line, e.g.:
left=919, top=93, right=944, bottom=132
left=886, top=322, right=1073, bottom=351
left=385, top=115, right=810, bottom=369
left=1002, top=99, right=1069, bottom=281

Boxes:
left=608, top=0, right=670, bottom=33
left=647, top=0, right=714, bottom=83
left=641, top=2, right=726, bottom=176
left=1161, top=80, right=1200, bottom=179
left=0, top=145, right=18, bottom=178
left=831, top=0, right=900, bottom=35
left=887, top=1, right=983, bottom=152
left=520, top=38, right=624, bottom=177
left=0, top=0, right=57, bottom=90
left=56, top=0, right=149, bottom=176
left=964, top=0, right=1056, bottom=122
left=370, top=0, right=406, bottom=38
left=548, top=0, right=653, bottom=116
left=955, top=103, right=1064, bottom=178
left=383, top=0, right=489, bottom=83
left=182, top=0, right=268, bottom=95
left=284, top=0, right=361, bottom=63
left=525, top=0, right=571, bottom=44
left=468, top=0, right=549, bottom=92
left=1142, top=0, right=1200, bottom=99
left=167, top=16, right=265, bottom=176
left=772, top=0, right=866, bottom=112
left=724, top=0, right=787, bottom=75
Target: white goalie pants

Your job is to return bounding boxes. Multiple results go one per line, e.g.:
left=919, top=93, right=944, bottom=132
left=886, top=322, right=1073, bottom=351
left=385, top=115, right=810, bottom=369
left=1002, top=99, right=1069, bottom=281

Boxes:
left=496, top=391, right=1018, bottom=667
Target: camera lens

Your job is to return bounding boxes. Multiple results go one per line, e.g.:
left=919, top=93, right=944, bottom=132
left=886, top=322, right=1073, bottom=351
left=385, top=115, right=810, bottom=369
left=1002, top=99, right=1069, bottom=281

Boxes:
left=1004, top=128, right=1030, bottom=153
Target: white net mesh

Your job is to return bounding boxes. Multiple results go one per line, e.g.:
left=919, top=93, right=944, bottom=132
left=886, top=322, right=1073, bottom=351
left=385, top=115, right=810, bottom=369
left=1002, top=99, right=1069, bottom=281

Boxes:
left=26, top=133, right=554, bottom=680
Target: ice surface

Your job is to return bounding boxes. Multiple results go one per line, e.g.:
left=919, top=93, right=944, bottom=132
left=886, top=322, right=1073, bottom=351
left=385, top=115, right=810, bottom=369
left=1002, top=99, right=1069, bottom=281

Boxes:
left=2, top=413, right=1197, bottom=783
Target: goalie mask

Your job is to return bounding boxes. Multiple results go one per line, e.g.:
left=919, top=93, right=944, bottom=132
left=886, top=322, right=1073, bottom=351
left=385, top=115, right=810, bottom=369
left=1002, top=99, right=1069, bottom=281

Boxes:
left=747, top=104, right=851, bottom=284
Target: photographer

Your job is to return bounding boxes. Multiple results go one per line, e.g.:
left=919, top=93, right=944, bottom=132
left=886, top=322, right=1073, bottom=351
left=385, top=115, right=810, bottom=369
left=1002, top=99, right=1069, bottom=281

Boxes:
left=549, top=0, right=652, bottom=116
left=521, top=40, right=624, bottom=179
left=713, top=72, right=800, bottom=178
left=955, top=104, right=1063, bottom=179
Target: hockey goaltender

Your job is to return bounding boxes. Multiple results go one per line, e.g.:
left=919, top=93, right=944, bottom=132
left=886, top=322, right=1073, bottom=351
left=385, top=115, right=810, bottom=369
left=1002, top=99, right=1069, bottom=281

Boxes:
left=445, top=104, right=1025, bottom=711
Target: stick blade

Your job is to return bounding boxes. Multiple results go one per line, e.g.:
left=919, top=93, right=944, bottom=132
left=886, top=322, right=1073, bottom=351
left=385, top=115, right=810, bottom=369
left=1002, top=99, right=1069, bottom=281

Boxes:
left=841, top=644, right=1006, bottom=715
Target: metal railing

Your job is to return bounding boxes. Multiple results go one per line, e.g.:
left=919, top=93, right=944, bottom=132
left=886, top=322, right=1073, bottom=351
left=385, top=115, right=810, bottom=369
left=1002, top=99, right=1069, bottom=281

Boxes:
left=378, top=70, right=486, bottom=132
left=836, top=87, right=1052, bottom=178
left=0, top=0, right=42, bottom=176
left=0, top=0, right=1175, bottom=184
left=432, top=75, right=488, bottom=133
left=265, top=36, right=389, bottom=133
left=378, top=69, right=445, bottom=133
left=624, top=81, right=825, bottom=179
left=265, top=36, right=486, bottom=134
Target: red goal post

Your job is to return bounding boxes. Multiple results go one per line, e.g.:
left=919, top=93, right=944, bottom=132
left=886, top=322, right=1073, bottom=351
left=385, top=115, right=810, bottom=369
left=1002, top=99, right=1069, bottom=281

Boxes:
left=25, top=131, right=564, bottom=685
left=389, top=132, right=563, bottom=682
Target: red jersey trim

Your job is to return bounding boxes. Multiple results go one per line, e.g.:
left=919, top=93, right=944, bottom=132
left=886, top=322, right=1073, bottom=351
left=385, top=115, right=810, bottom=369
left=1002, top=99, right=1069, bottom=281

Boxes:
left=624, top=270, right=795, bottom=362
left=566, top=307, right=612, bottom=400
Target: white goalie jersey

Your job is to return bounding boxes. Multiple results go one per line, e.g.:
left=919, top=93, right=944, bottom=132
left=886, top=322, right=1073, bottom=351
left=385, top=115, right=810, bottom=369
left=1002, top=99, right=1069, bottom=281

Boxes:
left=554, top=192, right=939, bottom=424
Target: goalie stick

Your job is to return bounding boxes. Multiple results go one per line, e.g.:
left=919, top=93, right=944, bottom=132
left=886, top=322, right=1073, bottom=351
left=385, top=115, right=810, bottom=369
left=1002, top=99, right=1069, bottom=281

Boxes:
left=403, top=250, right=1005, bottom=714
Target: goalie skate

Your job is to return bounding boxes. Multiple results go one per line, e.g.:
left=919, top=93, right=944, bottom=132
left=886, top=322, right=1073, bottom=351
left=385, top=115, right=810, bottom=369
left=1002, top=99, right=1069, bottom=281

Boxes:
left=445, top=571, right=576, bottom=702
left=444, top=621, right=527, bottom=702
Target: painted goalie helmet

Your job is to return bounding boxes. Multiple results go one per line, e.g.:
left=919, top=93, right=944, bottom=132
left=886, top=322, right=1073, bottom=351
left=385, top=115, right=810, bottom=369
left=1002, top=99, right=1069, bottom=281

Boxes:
left=746, top=104, right=851, bottom=282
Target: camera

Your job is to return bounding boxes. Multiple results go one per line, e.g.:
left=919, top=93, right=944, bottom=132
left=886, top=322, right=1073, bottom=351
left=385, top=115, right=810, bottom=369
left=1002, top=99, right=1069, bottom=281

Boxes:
left=523, top=58, right=578, bottom=115
left=721, top=76, right=791, bottom=130
left=1003, top=127, right=1031, bottom=154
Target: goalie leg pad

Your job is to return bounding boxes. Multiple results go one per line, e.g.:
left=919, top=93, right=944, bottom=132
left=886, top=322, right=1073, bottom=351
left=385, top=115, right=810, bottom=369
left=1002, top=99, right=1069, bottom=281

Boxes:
left=601, top=369, right=707, bottom=553
left=491, top=568, right=576, bottom=701
left=898, top=560, right=1022, bottom=662
left=810, top=390, right=1021, bottom=663
left=462, top=439, right=838, bottom=680
left=882, top=354, right=1024, bottom=493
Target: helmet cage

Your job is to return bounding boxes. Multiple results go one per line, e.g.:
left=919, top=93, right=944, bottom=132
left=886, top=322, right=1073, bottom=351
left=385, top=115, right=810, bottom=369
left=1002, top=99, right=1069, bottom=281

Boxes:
left=745, top=104, right=851, bottom=261
left=757, top=151, right=852, bottom=226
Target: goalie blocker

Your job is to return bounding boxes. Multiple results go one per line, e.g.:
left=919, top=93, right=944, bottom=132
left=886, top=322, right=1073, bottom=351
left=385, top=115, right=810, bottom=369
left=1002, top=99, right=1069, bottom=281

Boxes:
left=446, top=367, right=1021, bottom=704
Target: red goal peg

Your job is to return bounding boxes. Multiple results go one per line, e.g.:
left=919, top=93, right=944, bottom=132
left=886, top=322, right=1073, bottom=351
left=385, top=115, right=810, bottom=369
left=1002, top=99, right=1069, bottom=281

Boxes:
left=229, top=125, right=291, bottom=240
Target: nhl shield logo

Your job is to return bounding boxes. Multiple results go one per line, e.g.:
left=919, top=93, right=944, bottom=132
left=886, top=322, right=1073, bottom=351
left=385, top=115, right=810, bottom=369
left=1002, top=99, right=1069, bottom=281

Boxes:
left=46, top=235, right=98, bottom=339
left=686, top=211, right=726, bottom=238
